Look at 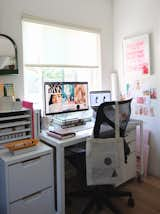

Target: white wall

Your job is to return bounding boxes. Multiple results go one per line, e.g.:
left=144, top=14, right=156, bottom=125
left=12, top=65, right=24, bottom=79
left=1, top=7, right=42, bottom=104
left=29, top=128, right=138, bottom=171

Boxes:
left=113, top=0, right=160, bottom=176
left=1, top=0, right=160, bottom=176
left=0, top=0, right=113, bottom=99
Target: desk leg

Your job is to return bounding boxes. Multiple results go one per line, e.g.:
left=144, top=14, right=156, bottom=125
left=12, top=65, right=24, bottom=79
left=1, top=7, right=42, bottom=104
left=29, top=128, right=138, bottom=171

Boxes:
left=56, top=146, right=65, bottom=214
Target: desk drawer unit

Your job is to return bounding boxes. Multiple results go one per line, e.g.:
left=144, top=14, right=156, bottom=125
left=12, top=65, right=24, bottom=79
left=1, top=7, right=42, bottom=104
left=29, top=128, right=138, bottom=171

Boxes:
left=10, top=188, right=54, bottom=214
left=9, top=154, right=52, bottom=202
left=0, top=143, right=55, bottom=214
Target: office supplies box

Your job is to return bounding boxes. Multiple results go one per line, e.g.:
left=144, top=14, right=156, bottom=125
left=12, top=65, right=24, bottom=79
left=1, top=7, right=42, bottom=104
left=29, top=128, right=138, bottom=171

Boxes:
left=5, top=138, right=39, bottom=155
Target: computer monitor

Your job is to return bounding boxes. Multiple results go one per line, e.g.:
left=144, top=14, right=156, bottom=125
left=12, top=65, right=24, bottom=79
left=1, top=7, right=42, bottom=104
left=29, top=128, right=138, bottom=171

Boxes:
left=44, top=82, right=89, bottom=115
left=90, top=90, right=111, bottom=107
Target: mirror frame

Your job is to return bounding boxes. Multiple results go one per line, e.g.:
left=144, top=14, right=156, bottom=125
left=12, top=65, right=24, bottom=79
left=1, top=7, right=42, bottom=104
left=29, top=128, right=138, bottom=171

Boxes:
left=0, top=34, right=18, bottom=75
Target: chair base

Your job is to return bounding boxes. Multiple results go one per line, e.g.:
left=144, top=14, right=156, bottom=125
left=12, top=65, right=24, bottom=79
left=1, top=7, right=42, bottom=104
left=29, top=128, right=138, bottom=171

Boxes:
left=66, top=187, right=135, bottom=214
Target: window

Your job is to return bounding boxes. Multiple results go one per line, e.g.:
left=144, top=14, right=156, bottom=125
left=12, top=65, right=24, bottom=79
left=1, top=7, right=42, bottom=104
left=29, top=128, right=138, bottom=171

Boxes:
left=22, top=19, right=102, bottom=112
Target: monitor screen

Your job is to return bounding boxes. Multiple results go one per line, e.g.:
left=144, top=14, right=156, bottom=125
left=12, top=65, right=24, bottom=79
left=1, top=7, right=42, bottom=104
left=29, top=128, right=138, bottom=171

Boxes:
left=44, top=82, right=89, bottom=115
left=90, top=90, right=111, bottom=107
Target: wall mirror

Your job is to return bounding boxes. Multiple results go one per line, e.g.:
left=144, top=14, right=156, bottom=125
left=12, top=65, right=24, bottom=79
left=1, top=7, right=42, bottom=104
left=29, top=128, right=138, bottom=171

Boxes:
left=0, top=34, right=18, bottom=75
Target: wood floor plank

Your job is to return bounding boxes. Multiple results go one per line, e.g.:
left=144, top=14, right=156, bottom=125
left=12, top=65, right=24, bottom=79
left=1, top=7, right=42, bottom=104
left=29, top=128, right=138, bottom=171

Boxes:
left=66, top=176, right=160, bottom=214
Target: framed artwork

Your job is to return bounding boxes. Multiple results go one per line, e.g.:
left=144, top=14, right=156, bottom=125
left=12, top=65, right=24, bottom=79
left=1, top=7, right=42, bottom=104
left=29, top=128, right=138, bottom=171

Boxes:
left=123, top=34, right=150, bottom=76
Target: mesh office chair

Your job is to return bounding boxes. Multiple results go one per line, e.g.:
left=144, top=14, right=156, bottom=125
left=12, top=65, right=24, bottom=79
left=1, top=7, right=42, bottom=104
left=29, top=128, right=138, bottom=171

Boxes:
left=66, top=99, right=135, bottom=214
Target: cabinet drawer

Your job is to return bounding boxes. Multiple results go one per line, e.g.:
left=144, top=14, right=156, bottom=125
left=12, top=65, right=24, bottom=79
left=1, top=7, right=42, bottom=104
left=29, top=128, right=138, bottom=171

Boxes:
left=8, top=154, right=53, bottom=203
left=10, top=188, right=54, bottom=214
left=124, top=152, right=136, bottom=180
left=125, top=129, right=136, bottom=143
left=128, top=141, right=136, bottom=153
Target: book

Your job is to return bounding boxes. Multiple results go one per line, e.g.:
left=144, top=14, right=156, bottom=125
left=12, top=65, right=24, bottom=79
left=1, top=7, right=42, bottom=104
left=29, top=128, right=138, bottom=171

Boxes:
left=47, top=130, right=76, bottom=140
left=61, top=120, right=85, bottom=129
left=4, top=83, right=15, bottom=97
left=0, top=83, right=4, bottom=97
left=53, top=117, right=82, bottom=126
left=53, top=117, right=86, bottom=129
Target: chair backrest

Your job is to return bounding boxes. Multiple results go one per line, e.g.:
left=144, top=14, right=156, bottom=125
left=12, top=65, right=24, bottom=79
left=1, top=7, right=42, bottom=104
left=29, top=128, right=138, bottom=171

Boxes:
left=93, top=99, right=132, bottom=139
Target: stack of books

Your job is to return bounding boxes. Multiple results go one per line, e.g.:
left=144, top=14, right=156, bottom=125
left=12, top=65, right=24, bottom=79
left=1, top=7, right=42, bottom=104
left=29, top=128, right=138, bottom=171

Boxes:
left=53, top=117, right=85, bottom=129
left=47, top=129, right=76, bottom=140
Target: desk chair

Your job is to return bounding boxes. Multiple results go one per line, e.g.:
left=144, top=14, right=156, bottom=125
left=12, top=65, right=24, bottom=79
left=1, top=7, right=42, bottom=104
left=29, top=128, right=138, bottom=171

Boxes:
left=66, top=99, right=135, bottom=214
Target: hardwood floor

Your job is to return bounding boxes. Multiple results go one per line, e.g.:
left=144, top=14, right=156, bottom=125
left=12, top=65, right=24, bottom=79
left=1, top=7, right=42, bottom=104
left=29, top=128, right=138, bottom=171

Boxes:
left=66, top=176, right=160, bottom=214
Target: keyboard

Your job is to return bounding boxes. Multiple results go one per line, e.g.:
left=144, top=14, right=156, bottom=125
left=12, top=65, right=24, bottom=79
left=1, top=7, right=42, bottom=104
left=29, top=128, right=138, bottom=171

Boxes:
left=63, top=121, right=94, bottom=133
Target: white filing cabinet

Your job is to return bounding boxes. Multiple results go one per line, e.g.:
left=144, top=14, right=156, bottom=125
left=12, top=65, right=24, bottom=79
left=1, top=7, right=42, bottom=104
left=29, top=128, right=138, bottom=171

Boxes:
left=0, top=142, right=55, bottom=214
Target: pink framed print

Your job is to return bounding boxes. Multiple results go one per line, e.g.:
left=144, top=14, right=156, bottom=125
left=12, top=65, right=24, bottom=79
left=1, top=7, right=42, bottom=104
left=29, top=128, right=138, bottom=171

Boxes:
left=123, top=34, right=151, bottom=76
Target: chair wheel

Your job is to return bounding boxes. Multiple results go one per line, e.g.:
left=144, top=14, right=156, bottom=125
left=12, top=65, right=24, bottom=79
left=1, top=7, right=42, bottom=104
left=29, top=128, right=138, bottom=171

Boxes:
left=128, top=198, right=135, bottom=207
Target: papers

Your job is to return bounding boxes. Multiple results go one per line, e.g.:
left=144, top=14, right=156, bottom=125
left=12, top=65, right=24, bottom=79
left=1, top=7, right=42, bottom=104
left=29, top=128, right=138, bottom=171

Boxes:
left=22, top=101, right=34, bottom=138
left=47, top=130, right=76, bottom=140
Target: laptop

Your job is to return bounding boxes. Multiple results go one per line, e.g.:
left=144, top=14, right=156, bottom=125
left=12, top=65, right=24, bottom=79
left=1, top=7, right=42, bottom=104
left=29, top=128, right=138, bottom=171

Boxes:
left=90, top=90, right=111, bottom=107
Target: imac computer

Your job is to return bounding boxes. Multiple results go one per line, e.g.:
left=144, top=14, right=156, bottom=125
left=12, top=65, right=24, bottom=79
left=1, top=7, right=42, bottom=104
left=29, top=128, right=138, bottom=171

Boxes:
left=90, top=90, right=111, bottom=107
left=44, top=82, right=89, bottom=115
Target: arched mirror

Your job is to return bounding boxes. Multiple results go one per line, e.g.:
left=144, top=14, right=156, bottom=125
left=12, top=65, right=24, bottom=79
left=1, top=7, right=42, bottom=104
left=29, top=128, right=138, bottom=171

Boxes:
left=0, top=34, right=18, bottom=75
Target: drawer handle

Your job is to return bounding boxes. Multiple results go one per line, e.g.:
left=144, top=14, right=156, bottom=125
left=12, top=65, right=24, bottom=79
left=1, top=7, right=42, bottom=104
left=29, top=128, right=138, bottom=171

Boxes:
left=22, top=191, right=42, bottom=202
left=21, top=156, right=41, bottom=166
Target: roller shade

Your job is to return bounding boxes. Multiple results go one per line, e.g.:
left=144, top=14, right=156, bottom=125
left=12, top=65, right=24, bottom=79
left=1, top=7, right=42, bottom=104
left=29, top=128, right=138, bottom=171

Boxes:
left=22, top=20, right=100, bottom=67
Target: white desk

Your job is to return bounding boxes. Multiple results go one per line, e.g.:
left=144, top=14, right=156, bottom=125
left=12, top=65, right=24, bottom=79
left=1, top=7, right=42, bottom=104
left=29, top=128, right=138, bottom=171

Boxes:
left=40, top=128, right=93, bottom=214
left=40, top=119, right=143, bottom=214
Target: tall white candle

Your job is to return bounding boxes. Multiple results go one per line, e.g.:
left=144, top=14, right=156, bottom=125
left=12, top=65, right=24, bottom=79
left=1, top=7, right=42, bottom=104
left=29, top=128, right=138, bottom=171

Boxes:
left=111, top=72, right=120, bottom=101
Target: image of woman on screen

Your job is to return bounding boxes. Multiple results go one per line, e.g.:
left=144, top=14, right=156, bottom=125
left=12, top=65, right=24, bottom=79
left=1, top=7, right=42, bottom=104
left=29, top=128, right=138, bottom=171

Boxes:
left=49, top=93, right=62, bottom=105
left=48, top=82, right=63, bottom=113
left=49, top=93, right=63, bottom=113
left=63, top=84, right=74, bottom=103
left=74, top=84, right=87, bottom=105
